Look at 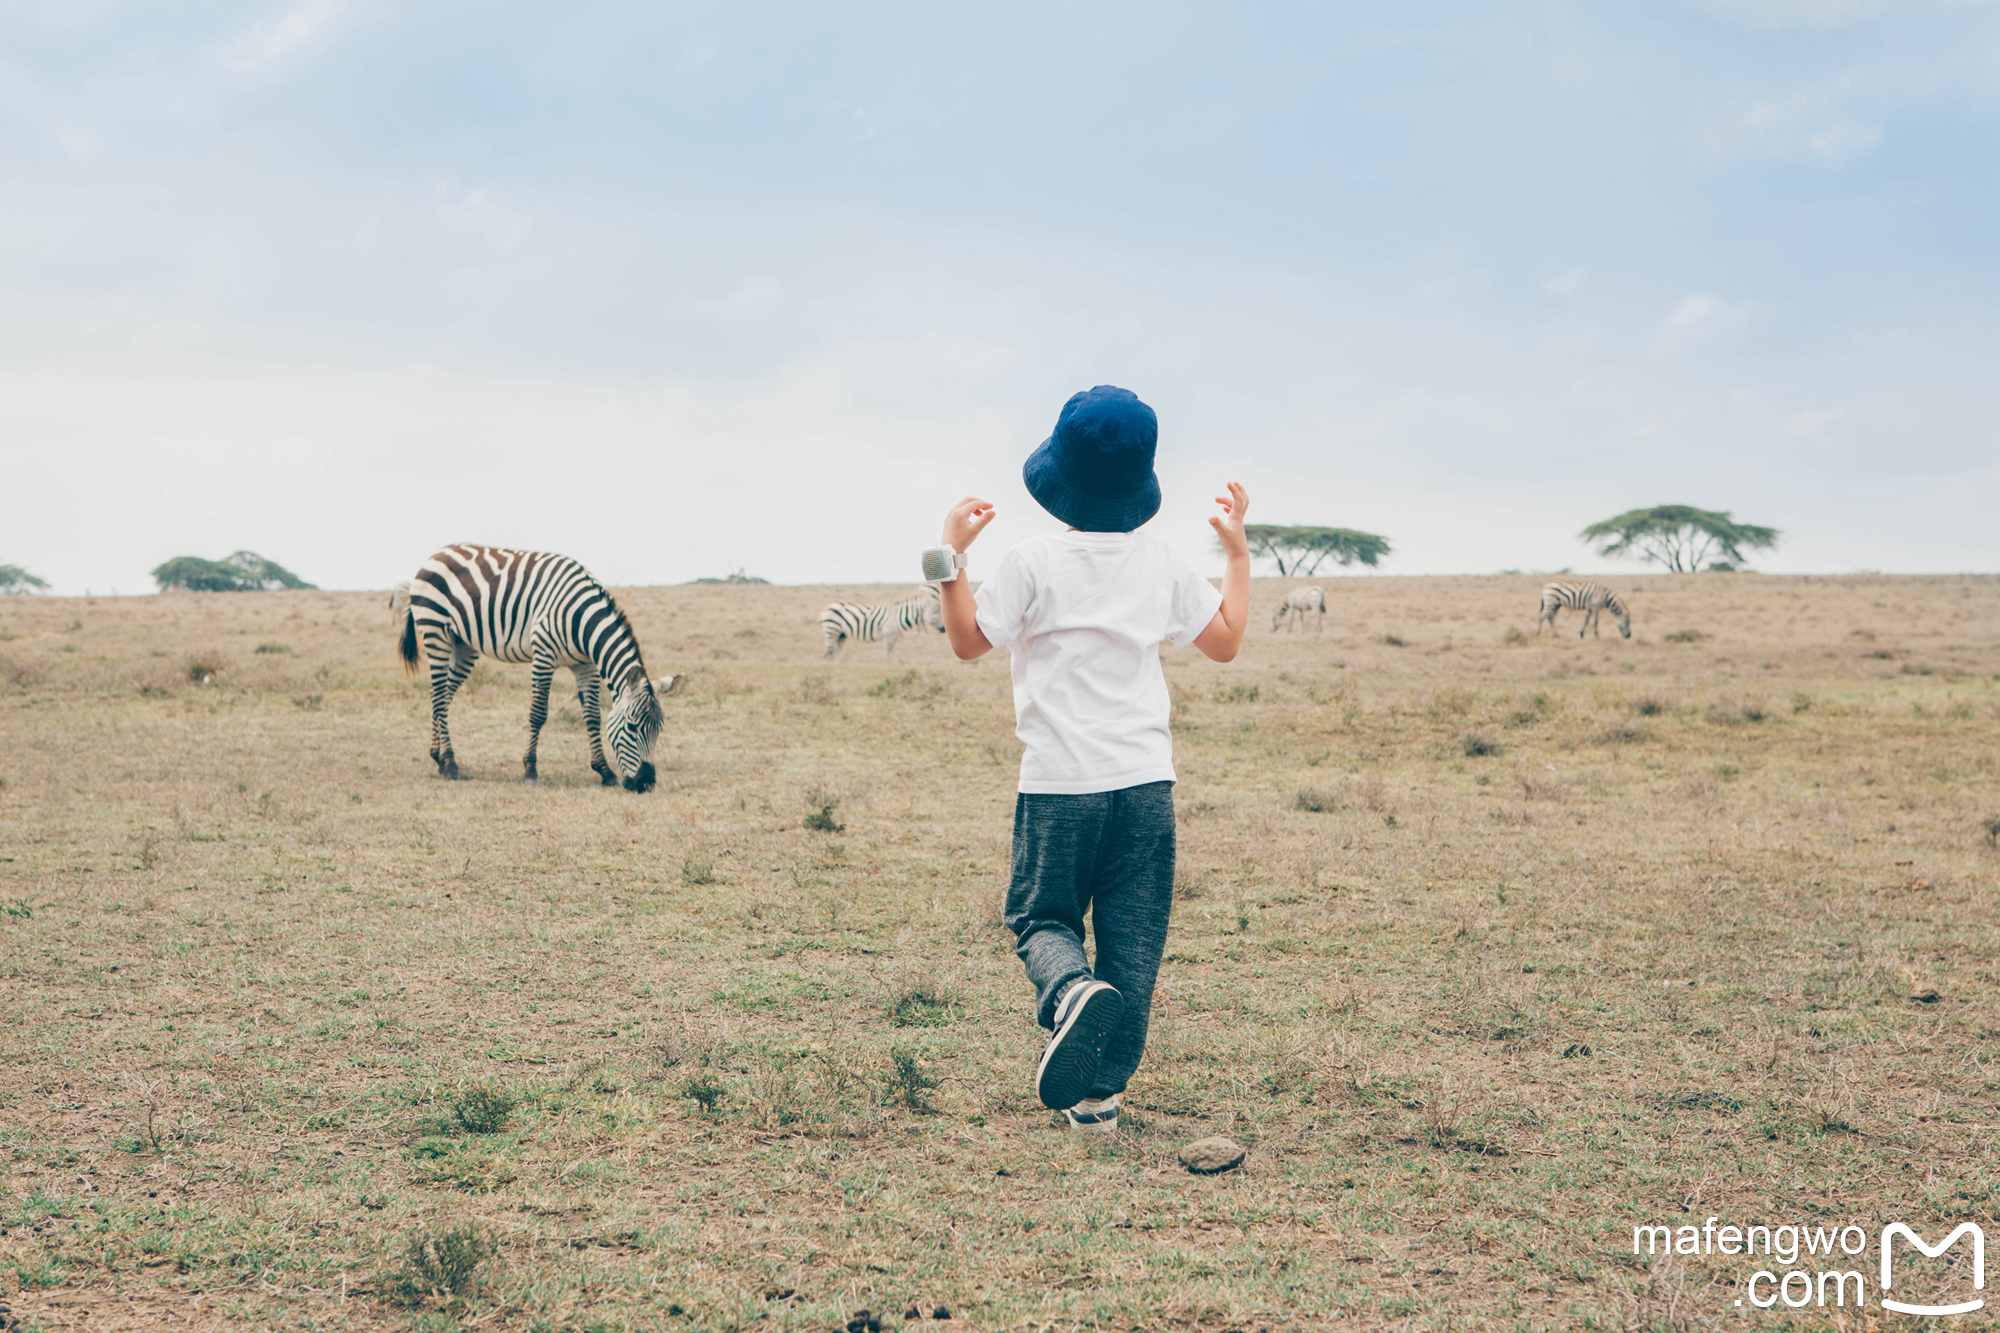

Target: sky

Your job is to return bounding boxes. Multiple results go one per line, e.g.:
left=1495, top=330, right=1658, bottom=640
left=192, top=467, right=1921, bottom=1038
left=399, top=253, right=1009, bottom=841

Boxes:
left=1, top=0, right=1996, bottom=593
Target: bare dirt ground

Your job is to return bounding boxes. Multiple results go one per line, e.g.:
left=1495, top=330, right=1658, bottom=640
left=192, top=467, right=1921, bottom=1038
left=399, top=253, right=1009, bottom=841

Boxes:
left=2, top=572, right=1997, bottom=1332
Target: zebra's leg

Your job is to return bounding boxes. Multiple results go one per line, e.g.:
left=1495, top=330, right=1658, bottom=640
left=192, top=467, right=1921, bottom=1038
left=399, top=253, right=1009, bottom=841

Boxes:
left=824, top=628, right=841, bottom=660
left=1582, top=605, right=1595, bottom=639
left=883, top=625, right=900, bottom=659
left=1538, top=605, right=1555, bottom=635
left=428, top=638, right=474, bottom=779
left=523, top=645, right=556, bottom=783
left=573, top=665, right=616, bottom=785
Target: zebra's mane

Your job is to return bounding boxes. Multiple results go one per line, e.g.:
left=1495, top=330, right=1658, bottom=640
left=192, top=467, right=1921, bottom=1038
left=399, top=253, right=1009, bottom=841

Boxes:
left=594, top=583, right=651, bottom=684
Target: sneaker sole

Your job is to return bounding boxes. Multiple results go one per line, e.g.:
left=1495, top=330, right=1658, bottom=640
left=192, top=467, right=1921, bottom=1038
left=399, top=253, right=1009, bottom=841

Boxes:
left=1065, top=1111, right=1119, bottom=1134
left=1037, top=985, right=1123, bottom=1110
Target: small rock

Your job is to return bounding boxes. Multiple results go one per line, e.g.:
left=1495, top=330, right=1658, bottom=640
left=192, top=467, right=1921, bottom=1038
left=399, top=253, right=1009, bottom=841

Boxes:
left=1180, top=1136, right=1247, bottom=1174
left=934, top=1306, right=951, bottom=1320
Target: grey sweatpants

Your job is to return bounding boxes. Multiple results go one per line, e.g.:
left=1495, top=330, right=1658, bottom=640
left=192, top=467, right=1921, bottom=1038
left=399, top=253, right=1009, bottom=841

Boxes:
left=1004, top=780, right=1175, bottom=1099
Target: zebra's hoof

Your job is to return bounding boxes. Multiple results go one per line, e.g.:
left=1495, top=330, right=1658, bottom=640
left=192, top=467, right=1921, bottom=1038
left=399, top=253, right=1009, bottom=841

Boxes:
left=523, top=774, right=538, bottom=785
left=599, top=771, right=617, bottom=787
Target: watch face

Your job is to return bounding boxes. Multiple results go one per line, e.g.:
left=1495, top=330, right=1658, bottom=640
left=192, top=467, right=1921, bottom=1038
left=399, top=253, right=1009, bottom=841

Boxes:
left=920, top=548, right=954, bottom=582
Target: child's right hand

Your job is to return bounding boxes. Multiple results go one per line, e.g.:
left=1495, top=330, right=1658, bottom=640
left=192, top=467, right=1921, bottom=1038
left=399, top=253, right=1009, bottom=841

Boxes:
left=943, top=497, right=996, bottom=551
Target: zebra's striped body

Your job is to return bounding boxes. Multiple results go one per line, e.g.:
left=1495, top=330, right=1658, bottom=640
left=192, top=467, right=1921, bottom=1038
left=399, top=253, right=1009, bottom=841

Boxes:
left=1537, top=581, right=1631, bottom=639
left=397, top=545, right=679, bottom=789
left=819, top=587, right=944, bottom=660
left=1272, top=585, right=1326, bottom=633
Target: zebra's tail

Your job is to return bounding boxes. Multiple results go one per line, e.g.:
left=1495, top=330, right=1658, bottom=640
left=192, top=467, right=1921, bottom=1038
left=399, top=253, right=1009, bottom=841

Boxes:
left=398, top=607, right=420, bottom=676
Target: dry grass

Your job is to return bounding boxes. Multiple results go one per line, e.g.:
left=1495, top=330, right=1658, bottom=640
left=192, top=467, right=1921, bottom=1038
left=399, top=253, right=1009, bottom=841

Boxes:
left=1, top=572, right=1998, bottom=1331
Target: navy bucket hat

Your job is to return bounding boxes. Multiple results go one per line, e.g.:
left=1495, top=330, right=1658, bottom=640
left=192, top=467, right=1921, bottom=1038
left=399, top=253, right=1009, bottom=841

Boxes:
left=1022, top=385, right=1161, bottom=532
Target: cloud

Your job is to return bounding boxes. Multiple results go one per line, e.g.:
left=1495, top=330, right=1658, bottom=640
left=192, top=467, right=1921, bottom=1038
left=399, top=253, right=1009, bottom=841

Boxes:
left=1713, top=77, right=1885, bottom=165
left=216, top=0, right=344, bottom=75
left=432, top=182, right=532, bottom=252
left=696, top=278, right=788, bottom=329
left=1542, top=267, right=1586, bottom=297
left=1650, top=293, right=1751, bottom=357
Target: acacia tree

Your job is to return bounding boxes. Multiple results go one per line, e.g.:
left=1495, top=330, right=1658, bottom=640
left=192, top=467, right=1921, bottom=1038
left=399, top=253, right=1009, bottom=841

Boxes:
left=152, top=551, right=315, bottom=593
left=0, top=563, right=50, bottom=594
left=1578, top=506, right=1778, bottom=572
left=1238, top=525, right=1392, bottom=576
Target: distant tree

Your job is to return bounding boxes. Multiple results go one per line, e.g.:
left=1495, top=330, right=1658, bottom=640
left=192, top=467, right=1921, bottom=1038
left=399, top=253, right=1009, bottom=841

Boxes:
left=0, top=563, right=50, bottom=594
left=687, top=568, right=771, bottom=585
left=1578, top=506, right=1778, bottom=573
left=152, top=551, right=316, bottom=593
left=1237, top=525, right=1391, bottom=576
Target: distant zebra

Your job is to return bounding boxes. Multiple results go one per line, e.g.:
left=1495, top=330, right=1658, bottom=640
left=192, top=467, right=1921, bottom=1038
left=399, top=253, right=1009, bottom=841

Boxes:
left=1271, top=586, right=1326, bottom=633
left=820, top=586, right=944, bottom=660
left=397, top=545, right=682, bottom=789
left=1537, top=581, right=1631, bottom=639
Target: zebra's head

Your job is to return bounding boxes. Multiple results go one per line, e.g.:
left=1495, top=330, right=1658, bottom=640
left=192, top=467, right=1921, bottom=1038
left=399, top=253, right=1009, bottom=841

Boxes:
left=922, top=584, right=945, bottom=634
left=1611, top=597, right=1632, bottom=638
left=606, top=666, right=679, bottom=793
left=1271, top=603, right=1288, bottom=632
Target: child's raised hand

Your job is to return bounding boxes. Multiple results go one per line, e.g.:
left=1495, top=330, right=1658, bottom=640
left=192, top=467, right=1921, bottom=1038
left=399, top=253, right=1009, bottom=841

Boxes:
left=1209, top=482, right=1250, bottom=558
left=943, top=497, right=997, bottom=551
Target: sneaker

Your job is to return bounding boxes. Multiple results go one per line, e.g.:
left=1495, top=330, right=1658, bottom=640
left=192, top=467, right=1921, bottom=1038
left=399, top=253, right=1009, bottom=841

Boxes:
left=1065, top=1094, right=1119, bottom=1133
left=1036, top=980, right=1123, bottom=1110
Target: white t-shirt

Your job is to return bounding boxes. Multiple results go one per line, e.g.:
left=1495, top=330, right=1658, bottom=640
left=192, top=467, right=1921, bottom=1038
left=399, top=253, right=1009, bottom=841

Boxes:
left=974, top=531, right=1224, bottom=795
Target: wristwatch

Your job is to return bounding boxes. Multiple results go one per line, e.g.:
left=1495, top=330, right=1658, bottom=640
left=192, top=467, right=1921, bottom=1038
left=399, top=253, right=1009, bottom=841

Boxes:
left=920, top=546, right=968, bottom=583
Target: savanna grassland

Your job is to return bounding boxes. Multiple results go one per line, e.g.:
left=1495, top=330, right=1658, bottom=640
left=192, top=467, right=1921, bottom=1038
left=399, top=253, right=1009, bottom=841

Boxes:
left=2, top=572, right=1998, bottom=1333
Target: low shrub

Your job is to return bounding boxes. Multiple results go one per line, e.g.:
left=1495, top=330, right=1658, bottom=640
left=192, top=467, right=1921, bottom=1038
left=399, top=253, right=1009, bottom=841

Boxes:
left=888, top=978, right=962, bottom=1027
left=1294, top=785, right=1339, bottom=813
left=869, top=669, right=949, bottom=700
left=449, top=1084, right=516, bottom=1135
left=884, top=1047, right=940, bottom=1112
left=386, top=1224, right=492, bottom=1308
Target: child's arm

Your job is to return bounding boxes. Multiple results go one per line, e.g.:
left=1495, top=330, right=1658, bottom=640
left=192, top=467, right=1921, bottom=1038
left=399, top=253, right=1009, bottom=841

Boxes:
left=939, top=497, right=997, bottom=660
left=1193, top=482, right=1251, bottom=663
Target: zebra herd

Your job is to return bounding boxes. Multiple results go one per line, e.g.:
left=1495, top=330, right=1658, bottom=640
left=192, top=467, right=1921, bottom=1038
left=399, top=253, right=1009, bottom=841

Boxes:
left=389, top=546, right=1634, bottom=790
left=1269, top=580, right=1629, bottom=638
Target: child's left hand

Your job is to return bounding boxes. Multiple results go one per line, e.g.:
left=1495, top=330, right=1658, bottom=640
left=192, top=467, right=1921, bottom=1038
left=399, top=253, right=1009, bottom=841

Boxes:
left=1209, top=482, right=1250, bottom=558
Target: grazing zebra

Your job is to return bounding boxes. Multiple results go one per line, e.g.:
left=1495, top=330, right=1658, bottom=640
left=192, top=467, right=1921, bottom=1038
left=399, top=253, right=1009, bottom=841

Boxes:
left=820, top=586, right=944, bottom=660
left=397, top=545, right=682, bottom=789
left=1271, top=585, right=1326, bottom=633
left=1537, top=581, right=1631, bottom=639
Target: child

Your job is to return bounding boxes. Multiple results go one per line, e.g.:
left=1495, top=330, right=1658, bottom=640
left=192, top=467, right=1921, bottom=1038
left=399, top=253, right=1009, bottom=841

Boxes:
left=933, top=384, right=1249, bottom=1132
